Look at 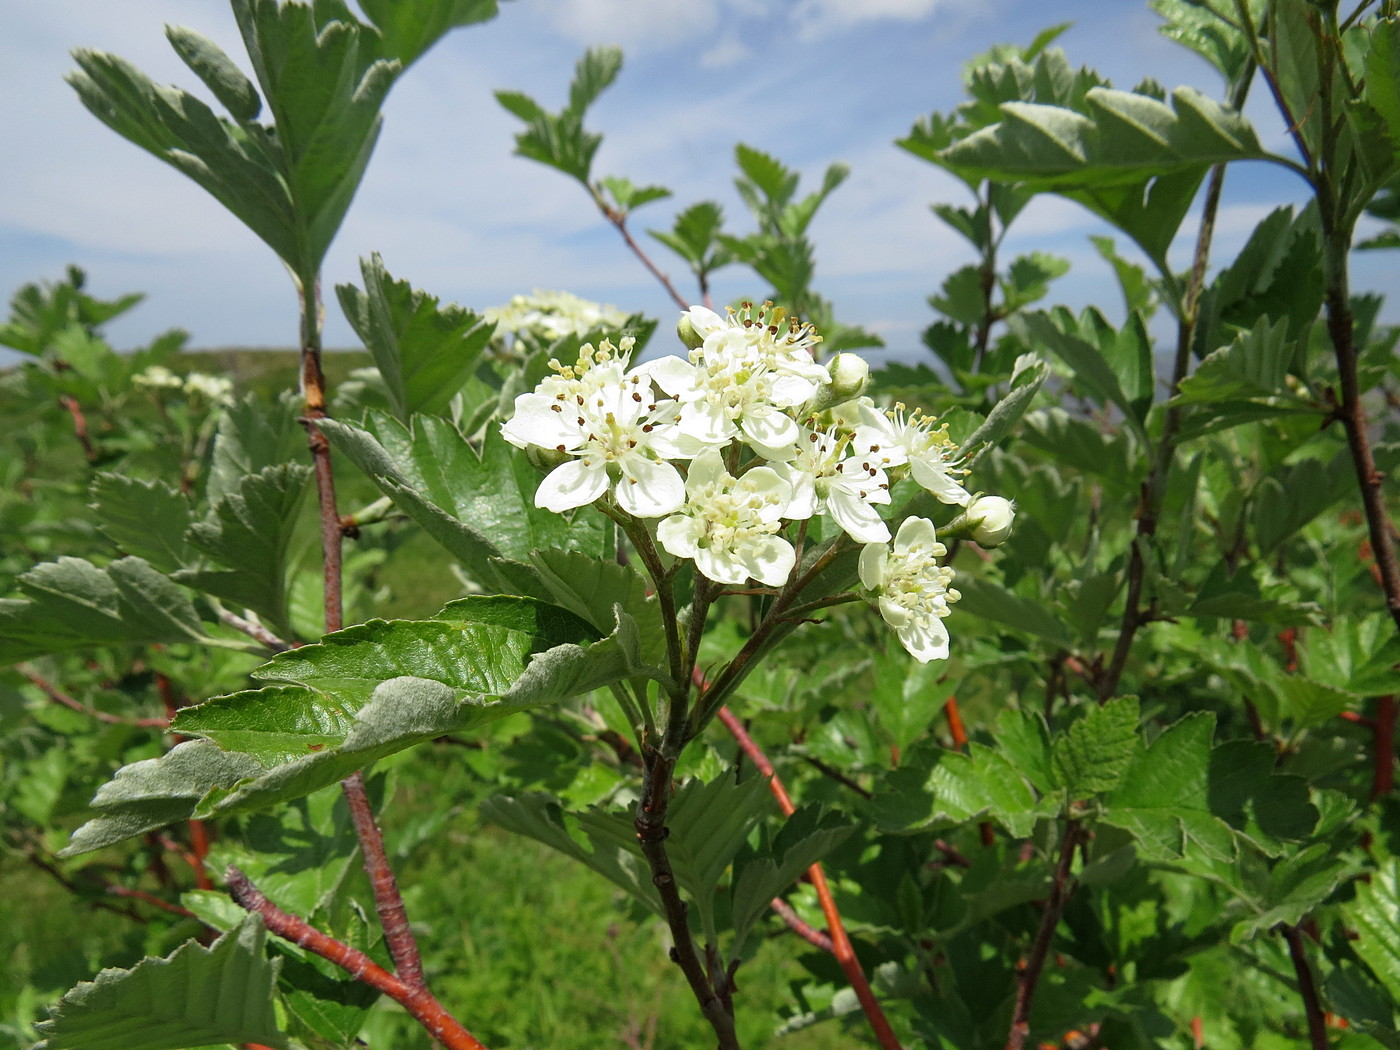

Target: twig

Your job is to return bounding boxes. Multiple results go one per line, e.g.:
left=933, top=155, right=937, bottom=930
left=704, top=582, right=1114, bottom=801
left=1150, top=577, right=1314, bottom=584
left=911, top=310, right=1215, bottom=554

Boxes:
left=1282, top=923, right=1329, bottom=1050
left=216, top=607, right=294, bottom=652
left=107, top=884, right=198, bottom=919
left=60, top=394, right=99, bottom=462
left=1372, top=696, right=1396, bottom=800
left=18, top=665, right=167, bottom=728
left=1005, top=821, right=1082, bottom=1050
left=598, top=200, right=690, bottom=313
left=717, top=704, right=904, bottom=1050
left=799, top=755, right=873, bottom=799
left=227, top=867, right=489, bottom=1050
left=768, top=897, right=835, bottom=952
left=341, top=774, right=425, bottom=989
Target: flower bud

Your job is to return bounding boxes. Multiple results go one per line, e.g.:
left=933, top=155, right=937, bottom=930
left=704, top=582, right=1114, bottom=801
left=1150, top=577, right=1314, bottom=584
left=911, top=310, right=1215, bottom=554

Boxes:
left=827, top=353, right=869, bottom=401
left=967, top=495, right=1015, bottom=547
left=676, top=313, right=705, bottom=351
left=524, top=443, right=570, bottom=474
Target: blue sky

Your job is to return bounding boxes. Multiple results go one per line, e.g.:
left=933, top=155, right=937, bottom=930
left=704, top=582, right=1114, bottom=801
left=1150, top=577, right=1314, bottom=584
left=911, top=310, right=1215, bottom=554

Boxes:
left=0, top=0, right=1393, bottom=366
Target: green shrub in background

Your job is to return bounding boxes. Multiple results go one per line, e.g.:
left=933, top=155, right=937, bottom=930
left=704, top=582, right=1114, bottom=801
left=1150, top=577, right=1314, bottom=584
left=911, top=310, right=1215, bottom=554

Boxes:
left=3, top=1, right=1400, bottom=1048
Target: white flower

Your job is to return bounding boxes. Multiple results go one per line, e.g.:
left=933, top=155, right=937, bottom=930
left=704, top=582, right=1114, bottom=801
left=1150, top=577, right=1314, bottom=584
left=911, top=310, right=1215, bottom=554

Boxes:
left=853, top=401, right=970, bottom=507
left=776, top=424, right=892, bottom=543
left=967, top=495, right=1016, bottom=547
left=133, top=365, right=184, bottom=391
left=859, top=517, right=960, bottom=662
left=501, top=339, right=686, bottom=518
left=183, top=372, right=234, bottom=405
left=487, top=289, right=630, bottom=341
left=646, top=350, right=808, bottom=461
left=657, top=449, right=795, bottom=586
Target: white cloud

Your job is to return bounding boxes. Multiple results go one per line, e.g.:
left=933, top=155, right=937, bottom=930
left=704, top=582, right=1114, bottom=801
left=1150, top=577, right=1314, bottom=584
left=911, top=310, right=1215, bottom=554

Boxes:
left=532, top=0, right=721, bottom=49
left=789, top=0, right=978, bottom=42
left=697, top=35, right=753, bottom=68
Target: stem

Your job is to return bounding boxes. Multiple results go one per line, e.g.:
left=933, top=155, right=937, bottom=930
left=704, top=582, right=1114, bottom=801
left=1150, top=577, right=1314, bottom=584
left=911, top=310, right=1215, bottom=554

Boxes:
left=341, top=773, right=425, bottom=989
left=297, top=273, right=343, bottom=637
left=593, top=193, right=691, bottom=312
left=1372, top=696, right=1396, bottom=800
left=717, top=704, right=903, bottom=1050
left=1323, top=229, right=1400, bottom=636
left=1282, top=923, right=1330, bottom=1050
left=633, top=750, right=741, bottom=1050
left=18, top=665, right=167, bottom=727
left=60, top=395, right=99, bottom=462
left=769, top=897, right=835, bottom=951
left=1097, top=70, right=1250, bottom=702
left=1005, top=821, right=1082, bottom=1050
left=227, top=867, right=489, bottom=1050
left=216, top=607, right=294, bottom=653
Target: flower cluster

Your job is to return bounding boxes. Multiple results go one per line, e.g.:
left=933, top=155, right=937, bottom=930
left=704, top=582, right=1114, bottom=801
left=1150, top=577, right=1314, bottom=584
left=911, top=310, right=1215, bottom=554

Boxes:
left=502, top=302, right=1015, bottom=662
left=133, top=365, right=234, bottom=406
left=486, top=289, right=632, bottom=343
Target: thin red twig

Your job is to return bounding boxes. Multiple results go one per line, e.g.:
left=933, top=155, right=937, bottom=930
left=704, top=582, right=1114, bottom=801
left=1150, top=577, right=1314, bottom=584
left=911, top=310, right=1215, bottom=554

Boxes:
left=341, top=773, right=425, bottom=989
left=1283, top=923, right=1329, bottom=1050
left=106, top=884, right=198, bottom=919
left=226, top=867, right=489, bottom=1050
left=601, top=206, right=690, bottom=313
left=1005, top=821, right=1082, bottom=1050
left=18, top=666, right=167, bottom=728
left=1372, top=696, right=1396, bottom=800
left=60, top=394, right=98, bottom=462
left=716, top=703, right=904, bottom=1050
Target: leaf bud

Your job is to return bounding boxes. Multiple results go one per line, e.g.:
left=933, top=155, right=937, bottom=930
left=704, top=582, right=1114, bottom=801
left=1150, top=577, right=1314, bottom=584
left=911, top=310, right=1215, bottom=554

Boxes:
left=676, top=313, right=705, bottom=351
left=967, top=495, right=1015, bottom=547
left=524, top=443, right=570, bottom=474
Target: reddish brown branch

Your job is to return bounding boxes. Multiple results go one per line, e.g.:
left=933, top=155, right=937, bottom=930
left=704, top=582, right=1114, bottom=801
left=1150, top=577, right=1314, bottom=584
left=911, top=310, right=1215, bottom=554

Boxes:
left=217, top=607, right=294, bottom=652
left=18, top=666, right=167, bottom=728
left=1282, top=923, right=1329, bottom=1050
left=601, top=205, right=690, bottom=313
left=107, top=884, right=197, bottom=919
left=717, top=705, right=904, bottom=1050
left=769, top=897, right=835, bottom=952
left=1372, top=696, right=1396, bottom=800
left=60, top=394, right=99, bottom=462
left=226, top=867, right=488, bottom=1050
left=341, top=772, right=425, bottom=989
left=1005, top=821, right=1082, bottom=1050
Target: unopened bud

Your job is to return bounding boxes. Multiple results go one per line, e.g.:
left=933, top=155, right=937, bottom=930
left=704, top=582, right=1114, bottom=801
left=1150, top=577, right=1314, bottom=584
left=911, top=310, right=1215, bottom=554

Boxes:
left=827, top=353, right=869, bottom=401
left=677, top=314, right=705, bottom=351
left=524, top=444, right=570, bottom=474
left=967, top=495, right=1015, bottom=547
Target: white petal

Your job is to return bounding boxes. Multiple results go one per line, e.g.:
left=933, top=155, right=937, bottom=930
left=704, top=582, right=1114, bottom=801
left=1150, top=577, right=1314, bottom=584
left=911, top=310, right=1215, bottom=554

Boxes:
left=642, top=355, right=699, bottom=397
left=535, top=459, right=607, bottom=512
left=686, top=306, right=727, bottom=337
left=680, top=401, right=736, bottom=445
left=743, top=535, right=796, bottom=587
left=777, top=467, right=818, bottom=520
left=859, top=543, right=887, bottom=591
left=851, top=423, right=909, bottom=467
left=912, top=459, right=972, bottom=506
left=827, top=490, right=890, bottom=543
left=878, top=595, right=914, bottom=629
left=740, top=405, right=799, bottom=454
left=615, top=457, right=685, bottom=517
left=686, top=448, right=730, bottom=491
left=656, top=514, right=703, bottom=559
left=893, top=516, right=938, bottom=554
left=769, top=372, right=820, bottom=408
left=695, top=546, right=749, bottom=585
left=897, top=616, right=950, bottom=663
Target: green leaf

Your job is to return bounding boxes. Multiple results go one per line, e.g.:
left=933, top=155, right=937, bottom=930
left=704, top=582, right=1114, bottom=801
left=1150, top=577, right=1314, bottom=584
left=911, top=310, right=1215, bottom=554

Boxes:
left=356, top=0, right=499, bottom=70
left=1015, top=310, right=1146, bottom=434
left=735, top=144, right=800, bottom=206
left=496, top=47, right=620, bottom=185
left=90, top=474, right=193, bottom=574
left=61, top=741, right=268, bottom=856
left=0, top=557, right=206, bottom=665
left=1251, top=447, right=1358, bottom=555
left=1206, top=740, right=1317, bottom=855
left=170, top=685, right=356, bottom=764
left=231, top=0, right=399, bottom=272
left=1000, top=251, right=1070, bottom=312
left=183, top=598, right=650, bottom=815
left=1350, top=863, right=1400, bottom=1005
left=175, top=463, right=312, bottom=635
left=528, top=549, right=666, bottom=668
left=730, top=805, right=854, bottom=958
left=649, top=200, right=728, bottom=271
left=952, top=575, right=1073, bottom=648
left=1150, top=0, right=1257, bottom=81
left=599, top=175, right=671, bottom=213
left=1174, top=317, right=1302, bottom=405
left=322, top=412, right=611, bottom=592
left=1020, top=407, right=1143, bottom=485
left=335, top=253, right=496, bottom=421
left=1090, top=235, right=1156, bottom=318
left=165, top=26, right=262, bottom=123
left=567, top=46, right=622, bottom=116
left=959, top=356, right=1048, bottom=468
left=1051, top=696, right=1140, bottom=801
left=1103, top=712, right=1235, bottom=862
left=35, top=916, right=286, bottom=1050
left=481, top=793, right=660, bottom=910
left=874, top=739, right=1049, bottom=837
left=207, top=392, right=307, bottom=508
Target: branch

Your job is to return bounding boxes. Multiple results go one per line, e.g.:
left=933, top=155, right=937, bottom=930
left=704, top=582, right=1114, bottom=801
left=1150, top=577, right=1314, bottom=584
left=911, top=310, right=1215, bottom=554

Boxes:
left=226, top=867, right=489, bottom=1050
left=717, top=704, right=904, bottom=1050
left=596, top=197, right=690, bottom=312
left=1005, top=821, right=1082, bottom=1050
left=1282, top=923, right=1329, bottom=1050
left=341, top=774, right=425, bottom=989
left=216, top=607, right=294, bottom=653
left=60, top=394, right=99, bottom=462
left=18, top=665, right=167, bottom=728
